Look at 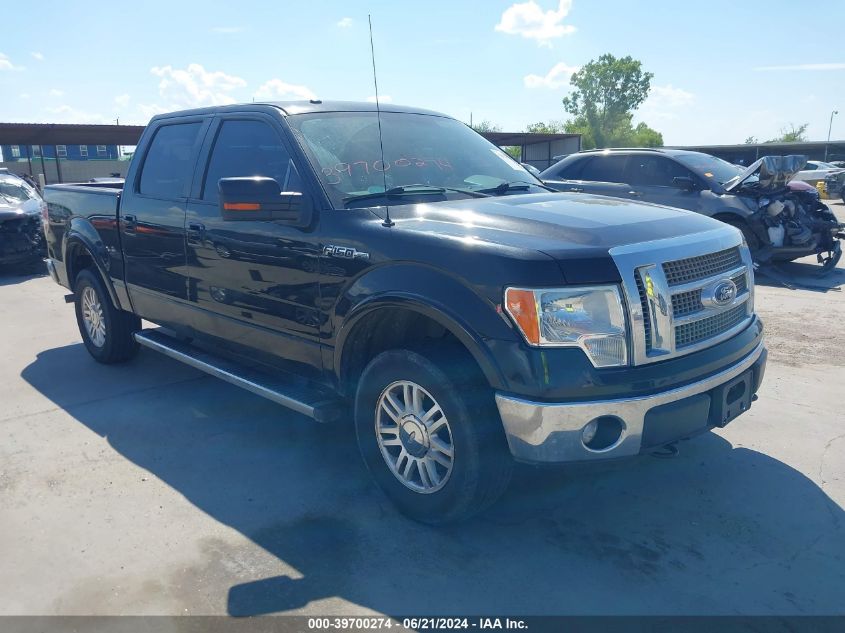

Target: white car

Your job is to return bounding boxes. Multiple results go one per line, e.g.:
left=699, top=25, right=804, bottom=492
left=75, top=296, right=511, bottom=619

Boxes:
left=792, top=160, right=845, bottom=184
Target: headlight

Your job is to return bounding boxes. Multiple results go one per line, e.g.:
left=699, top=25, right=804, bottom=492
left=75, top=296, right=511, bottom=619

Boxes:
left=504, top=285, right=628, bottom=367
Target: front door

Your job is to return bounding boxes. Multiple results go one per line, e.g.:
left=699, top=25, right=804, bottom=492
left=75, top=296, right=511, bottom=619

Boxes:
left=184, top=115, right=323, bottom=377
left=623, top=155, right=705, bottom=212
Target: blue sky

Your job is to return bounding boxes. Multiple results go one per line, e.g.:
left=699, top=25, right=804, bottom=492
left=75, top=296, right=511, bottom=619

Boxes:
left=1, top=0, right=844, bottom=145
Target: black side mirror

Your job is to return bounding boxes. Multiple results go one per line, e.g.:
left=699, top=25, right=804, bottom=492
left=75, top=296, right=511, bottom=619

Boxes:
left=672, top=176, right=696, bottom=192
left=219, top=177, right=312, bottom=227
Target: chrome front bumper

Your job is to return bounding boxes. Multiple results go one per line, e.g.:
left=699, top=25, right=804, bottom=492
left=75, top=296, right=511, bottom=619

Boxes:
left=495, top=341, right=766, bottom=464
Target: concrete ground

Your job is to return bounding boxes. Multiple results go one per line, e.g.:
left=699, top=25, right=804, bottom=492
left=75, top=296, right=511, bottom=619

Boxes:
left=1, top=204, right=844, bottom=616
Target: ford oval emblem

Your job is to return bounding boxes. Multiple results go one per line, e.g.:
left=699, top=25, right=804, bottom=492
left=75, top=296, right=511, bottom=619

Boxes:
left=703, top=279, right=737, bottom=308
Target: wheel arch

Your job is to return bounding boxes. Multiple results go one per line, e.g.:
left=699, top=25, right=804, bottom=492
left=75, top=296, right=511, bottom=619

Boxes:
left=64, top=229, right=123, bottom=310
left=335, top=296, right=507, bottom=398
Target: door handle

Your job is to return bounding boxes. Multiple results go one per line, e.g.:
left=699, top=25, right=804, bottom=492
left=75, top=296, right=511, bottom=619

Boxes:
left=187, top=222, right=205, bottom=243
left=568, top=187, right=584, bottom=193
left=122, top=214, right=137, bottom=232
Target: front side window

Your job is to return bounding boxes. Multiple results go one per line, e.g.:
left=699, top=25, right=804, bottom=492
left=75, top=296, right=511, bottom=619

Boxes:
left=286, top=111, right=544, bottom=208
left=578, top=155, right=628, bottom=183
left=674, top=153, right=742, bottom=186
left=625, top=156, right=694, bottom=187
left=202, top=119, right=300, bottom=202
left=139, top=122, right=202, bottom=199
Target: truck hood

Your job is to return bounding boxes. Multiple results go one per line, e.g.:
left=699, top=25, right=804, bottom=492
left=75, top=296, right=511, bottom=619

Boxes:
left=724, top=155, right=806, bottom=193
left=383, top=192, right=724, bottom=261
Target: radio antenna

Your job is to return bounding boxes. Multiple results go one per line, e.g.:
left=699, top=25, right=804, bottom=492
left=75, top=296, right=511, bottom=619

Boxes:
left=368, top=14, right=394, bottom=228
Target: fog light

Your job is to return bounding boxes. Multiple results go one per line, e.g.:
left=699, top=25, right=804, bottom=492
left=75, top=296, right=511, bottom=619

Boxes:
left=581, top=419, right=598, bottom=445
left=581, top=416, right=625, bottom=451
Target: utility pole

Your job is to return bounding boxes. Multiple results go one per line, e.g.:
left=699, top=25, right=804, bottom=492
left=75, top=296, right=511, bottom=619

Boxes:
left=825, top=110, right=838, bottom=161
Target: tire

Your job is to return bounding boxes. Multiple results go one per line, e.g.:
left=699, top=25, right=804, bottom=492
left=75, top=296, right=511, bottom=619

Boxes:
left=74, top=268, right=140, bottom=364
left=354, top=348, right=513, bottom=524
left=719, top=217, right=761, bottom=253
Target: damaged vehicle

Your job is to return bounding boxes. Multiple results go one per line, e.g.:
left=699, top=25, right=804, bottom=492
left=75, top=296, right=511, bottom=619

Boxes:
left=541, top=149, right=844, bottom=272
left=0, top=171, right=46, bottom=268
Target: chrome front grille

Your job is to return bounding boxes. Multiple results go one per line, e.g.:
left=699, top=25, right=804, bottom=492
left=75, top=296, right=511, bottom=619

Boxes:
left=675, top=304, right=748, bottom=348
left=662, top=247, right=743, bottom=286
left=609, top=228, right=755, bottom=366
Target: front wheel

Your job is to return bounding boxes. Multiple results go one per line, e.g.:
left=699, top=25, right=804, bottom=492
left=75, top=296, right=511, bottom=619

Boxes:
left=354, top=348, right=513, bottom=524
left=74, top=268, right=140, bottom=363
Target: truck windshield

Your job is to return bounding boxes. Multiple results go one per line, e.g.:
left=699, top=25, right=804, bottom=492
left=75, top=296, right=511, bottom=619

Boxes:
left=286, top=111, right=544, bottom=208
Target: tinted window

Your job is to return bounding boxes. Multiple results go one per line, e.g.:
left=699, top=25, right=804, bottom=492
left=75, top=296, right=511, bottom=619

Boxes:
left=139, top=123, right=202, bottom=198
left=626, top=155, right=694, bottom=187
left=553, top=158, right=586, bottom=179
left=579, top=155, right=628, bottom=183
left=203, top=120, right=301, bottom=201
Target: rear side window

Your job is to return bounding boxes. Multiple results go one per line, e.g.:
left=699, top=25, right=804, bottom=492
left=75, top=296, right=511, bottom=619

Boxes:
left=139, top=122, right=202, bottom=199
left=202, top=119, right=301, bottom=202
left=579, top=155, right=628, bottom=183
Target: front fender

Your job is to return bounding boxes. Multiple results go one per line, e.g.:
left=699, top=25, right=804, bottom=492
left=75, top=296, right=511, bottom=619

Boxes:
left=333, top=263, right=519, bottom=391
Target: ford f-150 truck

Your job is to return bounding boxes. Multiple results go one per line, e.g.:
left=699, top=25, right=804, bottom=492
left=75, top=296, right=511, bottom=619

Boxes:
left=43, top=101, right=767, bottom=523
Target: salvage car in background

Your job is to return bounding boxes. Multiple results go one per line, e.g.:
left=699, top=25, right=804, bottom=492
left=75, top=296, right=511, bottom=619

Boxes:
left=542, top=149, right=844, bottom=272
left=0, top=171, right=46, bottom=267
left=791, top=160, right=845, bottom=186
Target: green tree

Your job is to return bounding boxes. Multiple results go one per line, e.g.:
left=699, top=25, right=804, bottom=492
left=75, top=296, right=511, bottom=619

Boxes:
left=767, top=123, right=808, bottom=143
left=744, top=136, right=758, bottom=144
left=471, top=120, right=501, bottom=133
left=525, top=120, right=567, bottom=134
left=561, top=53, right=656, bottom=149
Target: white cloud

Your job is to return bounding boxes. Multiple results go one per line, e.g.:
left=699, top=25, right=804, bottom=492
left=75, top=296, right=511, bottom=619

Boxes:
left=754, top=63, right=845, bottom=72
left=31, top=52, right=44, bottom=61
left=42, top=105, right=110, bottom=124
left=114, top=94, right=130, bottom=108
left=149, top=63, right=247, bottom=108
left=523, top=62, right=578, bottom=89
left=255, top=79, right=317, bottom=101
left=19, top=93, right=30, bottom=99
left=49, top=89, right=65, bottom=97
left=211, top=26, right=244, bottom=34
left=495, top=0, right=575, bottom=47
left=637, top=84, right=695, bottom=121
left=366, top=95, right=393, bottom=103
left=337, top=17, right=353, bottom=28
left=0, top=53, right=23, bottom=71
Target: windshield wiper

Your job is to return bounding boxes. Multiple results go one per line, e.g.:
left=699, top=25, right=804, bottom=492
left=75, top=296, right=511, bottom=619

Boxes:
left=342, top=184, right=489, bottom=206
left=476, top=180, right=557, bottom=195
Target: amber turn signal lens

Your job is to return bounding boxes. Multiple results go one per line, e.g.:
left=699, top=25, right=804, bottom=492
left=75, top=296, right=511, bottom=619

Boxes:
left=504, top=288, right=540, bottom=345
left=223, top=202, right=261, bottom=211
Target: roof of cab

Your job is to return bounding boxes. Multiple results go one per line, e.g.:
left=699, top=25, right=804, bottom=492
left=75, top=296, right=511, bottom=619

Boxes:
left=149, top=100, right=450, bottom=121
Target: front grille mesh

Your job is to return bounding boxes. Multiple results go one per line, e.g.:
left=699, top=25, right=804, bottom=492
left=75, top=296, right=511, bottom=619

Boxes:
left=662, top=247, right=743, bottom=287
left=674, top=304, right=748, bottom=349
left=671, top=272, right=749, bottom=318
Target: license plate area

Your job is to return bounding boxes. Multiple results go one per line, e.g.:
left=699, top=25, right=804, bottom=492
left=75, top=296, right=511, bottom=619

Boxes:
left=711, top=370, right=753, bottom=428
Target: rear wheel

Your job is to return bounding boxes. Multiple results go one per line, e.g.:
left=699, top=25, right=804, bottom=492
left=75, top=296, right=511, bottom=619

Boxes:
left=74, top=268, right=140, bottom=363
left=354, top=348, right=513, bottom=524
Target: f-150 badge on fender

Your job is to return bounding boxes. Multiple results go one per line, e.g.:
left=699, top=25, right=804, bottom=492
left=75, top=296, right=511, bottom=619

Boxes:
left=323, top=245, right=370, bottom=260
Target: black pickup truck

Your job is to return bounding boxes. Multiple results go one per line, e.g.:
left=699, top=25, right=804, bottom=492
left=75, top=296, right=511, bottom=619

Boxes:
left=43, top=101, right=767, bottom=523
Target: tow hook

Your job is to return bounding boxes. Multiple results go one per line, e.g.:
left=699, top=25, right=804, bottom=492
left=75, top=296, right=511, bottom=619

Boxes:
left=650, top=442, right=679, bottom=459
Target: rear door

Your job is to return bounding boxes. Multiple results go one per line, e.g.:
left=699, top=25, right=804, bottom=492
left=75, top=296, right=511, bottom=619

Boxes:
left=121, top=119, right=208, bottom=326
left=556, top=154, right=633, bottom=198
left=184, top=114, right=323, bottom=377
